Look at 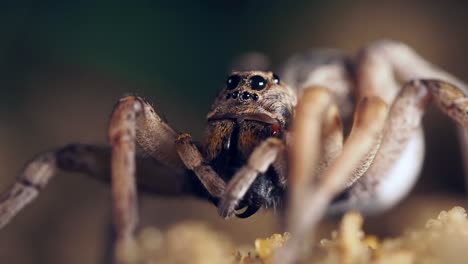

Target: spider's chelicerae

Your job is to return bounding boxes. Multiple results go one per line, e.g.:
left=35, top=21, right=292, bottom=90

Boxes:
left=1, top=40, right=468, bottom=263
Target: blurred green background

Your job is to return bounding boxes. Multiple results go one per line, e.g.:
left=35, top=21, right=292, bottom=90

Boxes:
left=0, top=1, right=467, bottom=263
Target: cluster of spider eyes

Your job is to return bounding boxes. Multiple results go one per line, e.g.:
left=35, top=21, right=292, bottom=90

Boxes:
left=225, top=74, right=280, bottom=101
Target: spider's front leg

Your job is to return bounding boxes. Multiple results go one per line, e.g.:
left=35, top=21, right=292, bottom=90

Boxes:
left=108, top=96, right=143, bottom=262
left=286, top=87, right=341, bottom=236
left=279, top=88, right=388, bottom=263
left=108, top=96, right=227, bottom=263
left=0, top=96, right=189, bottom=257
left=0, top=94, right=227, bottom=263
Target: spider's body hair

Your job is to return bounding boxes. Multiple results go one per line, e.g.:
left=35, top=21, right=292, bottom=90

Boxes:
left=204, top=119, right=286, bottom=215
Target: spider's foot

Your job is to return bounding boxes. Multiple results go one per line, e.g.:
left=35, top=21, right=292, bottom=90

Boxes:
left=217, top=195, right=238, bottom=219
left=218, top=196, right=261, bottom=219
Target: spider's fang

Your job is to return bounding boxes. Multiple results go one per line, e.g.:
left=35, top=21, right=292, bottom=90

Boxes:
left=235, top=204, right=260, bottom=218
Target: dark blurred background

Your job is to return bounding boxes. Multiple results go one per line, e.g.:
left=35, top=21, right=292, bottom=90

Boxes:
left=0, top=1, right=467, bottom=263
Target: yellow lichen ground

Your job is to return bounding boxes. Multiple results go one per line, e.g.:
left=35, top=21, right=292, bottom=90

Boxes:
left=130, top=206, right=468, bottom=264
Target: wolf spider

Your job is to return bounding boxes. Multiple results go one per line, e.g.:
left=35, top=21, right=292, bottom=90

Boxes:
left=0, top=40, right=467, bottom=263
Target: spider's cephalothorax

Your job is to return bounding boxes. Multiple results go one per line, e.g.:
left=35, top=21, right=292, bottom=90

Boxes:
left=204, top=71, right=296, bottom=217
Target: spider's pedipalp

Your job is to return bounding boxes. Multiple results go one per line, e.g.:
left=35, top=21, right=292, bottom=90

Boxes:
left=217, top=137, right=284, bottom=218
left=175, top=133, right=226, bottom=198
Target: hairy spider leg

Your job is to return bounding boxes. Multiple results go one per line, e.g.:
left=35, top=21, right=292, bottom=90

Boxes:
left=108, top=96, right=227, bottom=263
left=279, top=93, right=388, bottom=263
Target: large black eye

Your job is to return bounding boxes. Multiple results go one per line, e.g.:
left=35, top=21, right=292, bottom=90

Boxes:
left=249, top=75, right=267, bottom=90
left=226, top=75, right=241, bottom=90
left=272, top=73, right=280, bottom=84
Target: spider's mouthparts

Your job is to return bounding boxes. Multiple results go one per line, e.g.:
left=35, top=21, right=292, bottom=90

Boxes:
left=208, top=113, right=279, bottom=126
left=235, top=204, right=261, bottom=218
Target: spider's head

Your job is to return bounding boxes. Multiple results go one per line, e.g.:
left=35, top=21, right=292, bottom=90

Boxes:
left=204, top=71, right=296, bottom=181
left=204, top=72, right=295, bottom=215
left=206, top=71, right=297, bottom=129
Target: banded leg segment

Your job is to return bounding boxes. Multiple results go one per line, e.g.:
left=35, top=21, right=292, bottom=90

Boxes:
left=0, top=143, right=191, bottom=232
left=0, top=152, right=57, bottom=229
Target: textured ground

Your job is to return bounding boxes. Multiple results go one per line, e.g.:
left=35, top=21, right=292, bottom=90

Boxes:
left=122, top=206, right=468, bottom=264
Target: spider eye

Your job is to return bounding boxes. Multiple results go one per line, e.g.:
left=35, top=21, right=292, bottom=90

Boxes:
left=249, top=75, right=267, bottom=90
left=226, top=75, right=241, bottom=90
left=272, top=73, right=280, bottom=84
